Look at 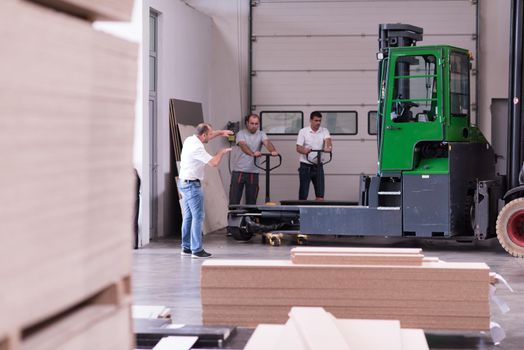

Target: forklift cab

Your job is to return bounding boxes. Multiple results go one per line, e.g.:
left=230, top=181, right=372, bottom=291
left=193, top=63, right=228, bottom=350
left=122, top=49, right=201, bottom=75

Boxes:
left=378, top=46, right=475, bottom=173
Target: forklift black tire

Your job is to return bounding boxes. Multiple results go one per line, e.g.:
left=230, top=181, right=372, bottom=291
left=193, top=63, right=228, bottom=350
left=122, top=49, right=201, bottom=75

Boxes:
left=228, top=226, right=253, bottom=241
left=496, top=198, right=524, bottom=257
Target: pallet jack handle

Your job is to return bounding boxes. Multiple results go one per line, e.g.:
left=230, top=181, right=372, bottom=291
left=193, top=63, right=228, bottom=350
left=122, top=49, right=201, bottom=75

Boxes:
left=305, top=149, right=333, bottom=167
left=254, top=153, right=282, bottom=203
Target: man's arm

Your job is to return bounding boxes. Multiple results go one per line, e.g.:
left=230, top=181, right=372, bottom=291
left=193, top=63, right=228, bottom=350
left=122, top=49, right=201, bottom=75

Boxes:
left=296, top=144, right=311, bottom=155
left=208, top=129, right=233, bottom=141
left=296, top=130, right=310, bottom=155
left=324, top=138, right=333, bottom=152
left=238, top=141, right=260, bottom=157
left=262, top=139, right=278, bottom=156
left=208, top=148, right=232, bottom=167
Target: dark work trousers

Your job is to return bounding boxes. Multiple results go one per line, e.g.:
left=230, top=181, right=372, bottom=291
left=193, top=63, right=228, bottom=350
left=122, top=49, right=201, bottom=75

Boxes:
left=229, top=171, right=260, bottom=205
left=298, top=162, right=325, bottom=200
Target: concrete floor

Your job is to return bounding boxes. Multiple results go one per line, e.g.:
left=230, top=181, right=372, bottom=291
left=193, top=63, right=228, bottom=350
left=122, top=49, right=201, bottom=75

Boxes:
left=132, top=231, right=524, bottom=349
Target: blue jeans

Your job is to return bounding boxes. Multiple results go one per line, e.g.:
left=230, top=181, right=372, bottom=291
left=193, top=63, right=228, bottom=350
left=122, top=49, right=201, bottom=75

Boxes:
left=177, top=180, right=205, bottom=253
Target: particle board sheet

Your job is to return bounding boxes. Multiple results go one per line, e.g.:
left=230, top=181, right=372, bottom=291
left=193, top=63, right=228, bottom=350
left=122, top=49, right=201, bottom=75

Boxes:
left=335, top=319, right=402, bottom=350
left=244, top=324, right=282, bottom=350
left=28, top=0, right=133, bottom=21
left=201, top=258, right=491, bottom=331
left=201, top=260, right=491, bottom=287
left=245, top=321, right=427, bottom=350
left=21, top=305, right=132, bottom=350
left=291, top=247, right=423, bottom=255
left=203, top=313, right=489, bottom=331
left=289, top=307, right=348, bottom=350
left=290, top=247, right=425, bottom=266
left=204, top=304, right=488, bottom=319
left=0, top=0, right=136, bottom=333
left=202, top=295, right=489, bottom=311
left=401, top=329, right=429, bottom=350
left=201, top=286, right=487, bottom=302
left=292, top=253, right=425, bottom=266
left=272, top=320, right=306, bottom=350
left=178, top=124, right=228, bottom=234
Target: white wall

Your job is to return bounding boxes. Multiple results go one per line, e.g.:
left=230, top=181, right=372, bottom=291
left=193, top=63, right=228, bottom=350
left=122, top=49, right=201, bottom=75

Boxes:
left=478, top=0, right=511, bottom=142
left=185, top=0, right=249, bottom=189
left=141, top=0, right=212, bottom=245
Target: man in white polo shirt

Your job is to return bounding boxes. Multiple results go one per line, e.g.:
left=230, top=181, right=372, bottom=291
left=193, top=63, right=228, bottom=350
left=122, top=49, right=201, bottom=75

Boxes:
left=178, top=123, right=232, bottom=258
left=296, top=111, right=332, bottom=201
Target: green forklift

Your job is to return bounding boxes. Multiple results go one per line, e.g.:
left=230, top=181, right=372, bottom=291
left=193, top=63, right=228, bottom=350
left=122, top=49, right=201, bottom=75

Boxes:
left=228, top=18, right=524, bottom=257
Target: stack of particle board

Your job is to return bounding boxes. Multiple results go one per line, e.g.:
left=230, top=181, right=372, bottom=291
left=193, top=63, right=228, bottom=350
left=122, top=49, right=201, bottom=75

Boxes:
left=201, top=247, right=491, bottom=331
left=0, top=0, right=136, bottom=349
left=245, top=307, right=429, bottom=350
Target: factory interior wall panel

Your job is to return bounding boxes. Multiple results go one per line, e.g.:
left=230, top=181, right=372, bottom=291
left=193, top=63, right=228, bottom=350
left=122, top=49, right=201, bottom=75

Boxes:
left=253, top=71, right=377, bottom=106
left=253, top=32, right=478, bottom=72
left=251, top=0, right=477, bottom=202
left=141, top=0, right=212, bottom=240
left=478, top=0, right=511, bottom=142
left=252, top=1, right=475, bottom=36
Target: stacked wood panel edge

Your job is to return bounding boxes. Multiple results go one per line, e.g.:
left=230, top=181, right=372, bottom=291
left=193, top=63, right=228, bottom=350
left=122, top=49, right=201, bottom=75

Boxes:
left=0, top=0, right=136, bottom=349
left=202, top=247, right=492, bottom=332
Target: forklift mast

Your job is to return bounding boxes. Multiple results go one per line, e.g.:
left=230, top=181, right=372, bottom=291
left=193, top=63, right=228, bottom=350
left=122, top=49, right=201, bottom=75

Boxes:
left=507, top=0, right=524, bottom=191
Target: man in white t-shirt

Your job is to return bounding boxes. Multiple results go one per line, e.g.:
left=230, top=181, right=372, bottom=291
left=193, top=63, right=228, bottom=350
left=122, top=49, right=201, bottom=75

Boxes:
left=229, top=114, right=278, bottom=205
left=296, top=111, right=333, bottom=200
left=178, top=123, right=232, bottom=258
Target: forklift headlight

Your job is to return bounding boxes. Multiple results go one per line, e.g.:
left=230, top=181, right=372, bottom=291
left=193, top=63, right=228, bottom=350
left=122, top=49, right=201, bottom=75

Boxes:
left=376, top=52, right=384, bottom=60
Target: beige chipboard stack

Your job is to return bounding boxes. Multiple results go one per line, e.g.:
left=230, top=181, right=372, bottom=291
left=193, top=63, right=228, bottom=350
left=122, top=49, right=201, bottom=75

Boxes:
left=0, top=0, right=137, bottom=349
left=201, top=247, right=492, bottom=332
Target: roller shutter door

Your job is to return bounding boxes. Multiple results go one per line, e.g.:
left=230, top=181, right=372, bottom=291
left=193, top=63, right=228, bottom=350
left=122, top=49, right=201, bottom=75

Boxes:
left=251, top=0, right=477, bottom=202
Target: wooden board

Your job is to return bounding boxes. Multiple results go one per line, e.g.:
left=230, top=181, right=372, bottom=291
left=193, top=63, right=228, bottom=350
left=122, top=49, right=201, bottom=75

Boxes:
left=244, top=325, right=282, bottom=350
left=0, top=0, right=136, bottom=334
left=289, top=307, right=349, bottom=350
left=203, top=303, right=489, bottom=319
left=201, top=285, right=487, bottom=302
left=243, top=319, right=427, bottom=350
left=203, top=313, right=489, bottom=331
left=336, top=319, right=402, bottom=350
left=290, top=247, right=423, bottom=255
left=28, top=0, right=133, bottom=21
left=291, top=253, right=424, bottom=266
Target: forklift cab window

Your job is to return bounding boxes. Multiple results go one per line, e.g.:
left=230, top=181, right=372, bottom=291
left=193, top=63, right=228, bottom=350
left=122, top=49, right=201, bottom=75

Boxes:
left=450, top=52, right=470, bottom=117
left=391, top=54, right=437, bottom=123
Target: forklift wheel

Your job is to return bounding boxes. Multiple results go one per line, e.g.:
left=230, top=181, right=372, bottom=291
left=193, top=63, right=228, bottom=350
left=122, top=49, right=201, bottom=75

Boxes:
left=496, top=198, right=524, bottom=257
left=228, top=226, right=253, bottom=242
